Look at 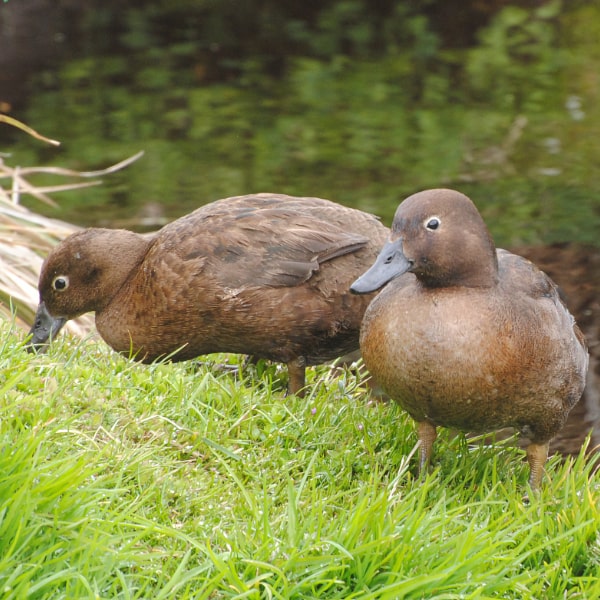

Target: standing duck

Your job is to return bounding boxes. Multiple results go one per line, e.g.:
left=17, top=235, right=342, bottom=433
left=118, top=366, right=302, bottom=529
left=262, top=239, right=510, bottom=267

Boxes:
left=28, top=193, right=388, bottom=395
left=351, top=189, right=588, bottom=488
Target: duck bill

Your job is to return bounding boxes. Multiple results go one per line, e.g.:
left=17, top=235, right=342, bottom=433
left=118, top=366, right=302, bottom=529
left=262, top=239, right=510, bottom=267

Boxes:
left=27, top=301, right=67, bottom=352
left=350, top=238, right=411, bottom=294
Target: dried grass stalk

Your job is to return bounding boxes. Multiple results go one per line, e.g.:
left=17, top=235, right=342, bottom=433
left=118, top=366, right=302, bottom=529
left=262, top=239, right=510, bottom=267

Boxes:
left=1, top=115, right=143, bottom=336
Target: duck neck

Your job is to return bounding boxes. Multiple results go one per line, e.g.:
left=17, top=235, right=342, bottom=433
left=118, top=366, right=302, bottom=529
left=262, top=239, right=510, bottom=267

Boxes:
left=86, top=229, right=152, bottom=311
left=418, top=235, right=499, bottom=289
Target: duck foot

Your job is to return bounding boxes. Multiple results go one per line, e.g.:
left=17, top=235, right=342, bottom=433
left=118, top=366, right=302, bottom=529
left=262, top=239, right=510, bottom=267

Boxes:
left=417, top=421, right=437, bottom=475
left=526, top=441, right=549, bottom=490
left=286, top=357, right=307, bottom=397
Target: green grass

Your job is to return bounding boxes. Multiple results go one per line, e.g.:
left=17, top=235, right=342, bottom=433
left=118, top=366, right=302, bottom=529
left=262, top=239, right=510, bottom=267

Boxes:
left=1, top=317, right=598, bottom=599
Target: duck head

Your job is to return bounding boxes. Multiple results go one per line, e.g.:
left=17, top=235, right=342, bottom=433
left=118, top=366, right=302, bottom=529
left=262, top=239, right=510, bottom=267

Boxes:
left=351, top=188, right=499, bottom=293
left=28, top=228, right=149, bottom=351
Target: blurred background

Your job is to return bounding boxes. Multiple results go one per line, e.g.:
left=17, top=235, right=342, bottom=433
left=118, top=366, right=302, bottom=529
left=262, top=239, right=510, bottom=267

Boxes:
left=0, top=0, right=599, bottom=246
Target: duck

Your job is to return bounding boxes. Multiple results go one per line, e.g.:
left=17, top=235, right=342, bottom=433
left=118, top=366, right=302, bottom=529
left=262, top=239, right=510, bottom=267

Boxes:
left=350, top=188, right=588, bottom=489
left=28, top=193, right=389, bottom=396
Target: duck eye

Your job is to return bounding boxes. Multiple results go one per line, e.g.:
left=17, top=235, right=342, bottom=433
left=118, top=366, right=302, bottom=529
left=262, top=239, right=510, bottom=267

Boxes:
left=425, top=217, right=441, bottom=231
left=52, top=276, right=69, bottom=291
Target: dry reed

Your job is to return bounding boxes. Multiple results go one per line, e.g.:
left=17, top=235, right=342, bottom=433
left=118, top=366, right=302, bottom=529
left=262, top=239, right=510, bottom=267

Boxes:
left=1, top=114, right=142, bottom=336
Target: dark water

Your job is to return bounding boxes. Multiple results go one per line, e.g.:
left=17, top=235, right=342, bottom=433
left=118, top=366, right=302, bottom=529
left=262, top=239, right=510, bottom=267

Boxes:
left=3, top=3, right=599, bottom=244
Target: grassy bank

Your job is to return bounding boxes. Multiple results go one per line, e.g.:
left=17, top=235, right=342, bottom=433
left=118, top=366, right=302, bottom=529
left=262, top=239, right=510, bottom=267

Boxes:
left=1, top=317, right=598, bottom=599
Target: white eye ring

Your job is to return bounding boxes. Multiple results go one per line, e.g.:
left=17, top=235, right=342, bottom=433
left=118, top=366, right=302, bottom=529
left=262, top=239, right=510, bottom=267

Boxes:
left=52, top=275, right=69, bottom=291
left=424, top=216, right=441, bottom=230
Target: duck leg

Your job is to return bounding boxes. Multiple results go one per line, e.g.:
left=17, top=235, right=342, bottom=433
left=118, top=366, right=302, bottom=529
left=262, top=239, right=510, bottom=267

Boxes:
left=526, top=441, right=549, bottom=490
left=286, top=357, right=307, bottom=397
left=417, top=421, right=437, bottom=474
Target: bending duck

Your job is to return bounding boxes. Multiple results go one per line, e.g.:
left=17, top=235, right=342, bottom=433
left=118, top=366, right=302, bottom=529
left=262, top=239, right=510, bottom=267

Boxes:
left=28, top=193, right=388, bottom=395
left=351, top=188, right=588, bottom=488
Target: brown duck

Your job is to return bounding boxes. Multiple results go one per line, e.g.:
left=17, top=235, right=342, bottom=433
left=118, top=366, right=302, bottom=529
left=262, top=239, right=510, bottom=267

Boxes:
left=28, top=193, right=388, bottom=395
left=351, top=188, right=588, bottom=488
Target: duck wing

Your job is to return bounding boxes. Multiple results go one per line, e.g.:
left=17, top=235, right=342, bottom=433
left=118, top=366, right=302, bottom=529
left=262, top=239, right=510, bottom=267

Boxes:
left=156, top=198, right=374, bottom=289
left=211, top=207, right=370, bottom=288
left=497, top=248, right=588, bottom=350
